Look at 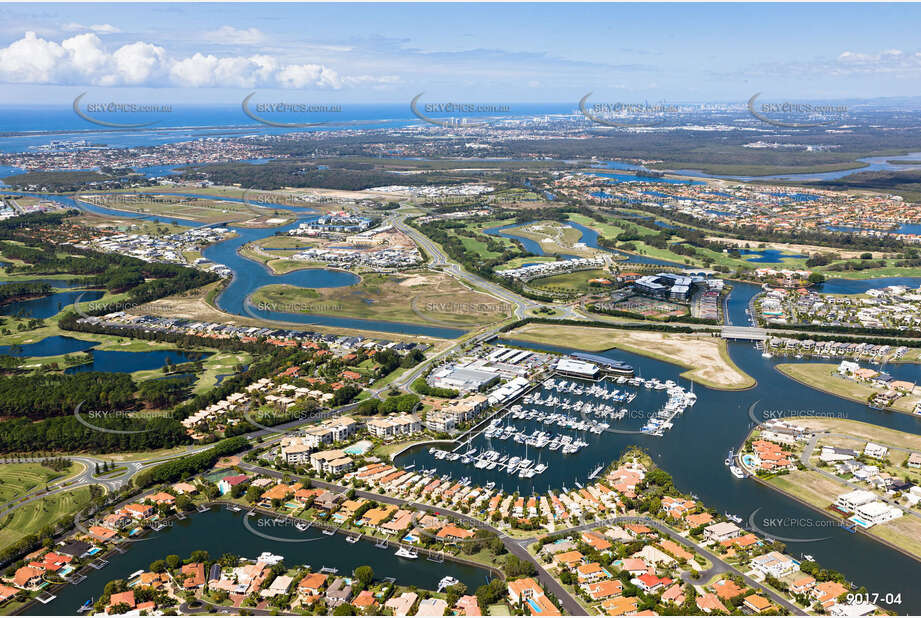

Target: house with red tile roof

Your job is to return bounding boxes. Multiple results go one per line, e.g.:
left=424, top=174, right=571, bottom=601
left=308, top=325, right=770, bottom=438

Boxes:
left=696, top=592, right=729, bottom=614
left=0, top=584, right=18, bottom=603
left=743, top=594, right=773, bottom=614
left=583, top=579, right=623, bottom=601
left=107, top=590, right=136, bottom=612
left=12, top=567, right=42, bottom=590
left=182, top=562, right=206, bottom=589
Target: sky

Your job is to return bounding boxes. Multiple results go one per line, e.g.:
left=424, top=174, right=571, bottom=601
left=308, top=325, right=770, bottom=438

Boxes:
left=1, top=3, right=921, bottom=105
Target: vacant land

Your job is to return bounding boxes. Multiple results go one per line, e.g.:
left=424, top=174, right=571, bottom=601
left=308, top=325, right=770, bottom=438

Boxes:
left=77, top=193, right=265, bottom=224
left=507, top=323, right=754, bottom=390
left=777, top=363, right=919, bottom=414
left=138, top=280, right=445, bottom=343
left=530, top=269, right=611, bottom=294
left=251, top=271, right=513, bottom=328
left=788, top=417, right=921, bottom=452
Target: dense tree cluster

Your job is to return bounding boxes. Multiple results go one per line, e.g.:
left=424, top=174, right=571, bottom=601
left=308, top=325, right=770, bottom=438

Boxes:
left=133, top=436, right=248, bottom=488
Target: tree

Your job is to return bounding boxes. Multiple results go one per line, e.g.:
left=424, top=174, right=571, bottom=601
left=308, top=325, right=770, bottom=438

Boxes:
left=332, top=603, right=356, bottom=615
left=354, top=565, right=374, bottom=589
left=166, top=554, right=181, bottom=570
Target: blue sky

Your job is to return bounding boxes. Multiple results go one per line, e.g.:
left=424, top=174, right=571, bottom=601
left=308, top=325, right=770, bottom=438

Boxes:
left=1, top=3, right=920, bottom=104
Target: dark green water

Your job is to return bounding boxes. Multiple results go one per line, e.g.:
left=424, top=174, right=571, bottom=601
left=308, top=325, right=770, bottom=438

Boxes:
left=27, top=510, right=492, bottom=615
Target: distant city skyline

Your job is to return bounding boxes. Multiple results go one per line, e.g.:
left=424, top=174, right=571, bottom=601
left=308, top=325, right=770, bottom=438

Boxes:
left=1, top=3, right=921, bottom=104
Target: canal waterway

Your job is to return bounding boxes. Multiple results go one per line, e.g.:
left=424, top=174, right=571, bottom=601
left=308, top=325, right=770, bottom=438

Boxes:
left=0, top=190, right=467, bottom=339
left=26, top=509, right=493, bottom=616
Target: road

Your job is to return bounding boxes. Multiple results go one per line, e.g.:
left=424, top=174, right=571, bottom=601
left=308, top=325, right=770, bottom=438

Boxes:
left=238, top=461, right=590, bottom=615
left=800, top=433, right=921, bottom=521
left=550, top=516, right=803, bottom=614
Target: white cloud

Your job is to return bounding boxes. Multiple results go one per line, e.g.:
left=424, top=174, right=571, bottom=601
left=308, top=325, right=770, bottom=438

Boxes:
left=63, top=23, right=121, bottom=34
left=203, top=26, right=265, bottom=45
left=0, top=31, right=390, bottom=89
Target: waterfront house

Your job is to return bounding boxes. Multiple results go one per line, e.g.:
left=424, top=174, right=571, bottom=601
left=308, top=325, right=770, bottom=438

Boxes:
left=507, top=578, right=560, bottom=616
left=107, top=590, right=136, bottom=613
left=416, top=598, right=449, bottom=616
left=181, top=562, right=206, bottom=589
left=87, top=525, right=118, bottom=541
left=852, top=501, right=903, bottom=527
left=436, top=524, right=475, bottom=542
left=12, top=566, right=42, bottom=590
left=685, top=512, right=714, bottom=527
left=454, top=595, right=481, bottom=616
left=297, top=572, right=328, bottom=597
left=791, top=575, right=816, bottom=594
left=908, top=452, right=921, bottom=469
left=121, top=503, right=155, bottom=520
left=864, top=442, right=889, bottom=459
left=172, top=482, right=197, bottom=495
left=217, top=474, right=249, bottom=495
left=384, top=591, right=418, bottom=616
left=352, top=589, right=377, bottom=611
left=0, top=585, right=18, bottom=604
left=750, top=551, right=799, bottom=578
left=56, top=540, right=92, bottom=559
left=703, top=521, right=741, bottom=542
left=313, top=491, right=342, bottom=511
left=263, top=575, right=294, bottom=598
left=813, top=581, right=850, bottom=609
left=325, top=577, right=352, bottom=607
left=835, top=489, right=877, bottom=513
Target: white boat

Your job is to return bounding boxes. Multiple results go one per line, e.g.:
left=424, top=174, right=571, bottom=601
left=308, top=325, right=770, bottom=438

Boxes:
left=395, top=547, right=419, bottom=559
left=730, top=465, right=746, bottom=479
left=437, top=576, right=460, bottom=591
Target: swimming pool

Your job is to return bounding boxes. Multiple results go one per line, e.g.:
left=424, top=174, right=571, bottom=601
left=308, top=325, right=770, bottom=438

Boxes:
left=742, top=454, right=758, bottom=468
left=86, top=547, right=102, bottom=556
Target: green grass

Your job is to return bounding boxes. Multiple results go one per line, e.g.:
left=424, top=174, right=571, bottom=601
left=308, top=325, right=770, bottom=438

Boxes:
left=0, top=486, right=93, bottom=552
left=531, top=269, right=610, bottom=293
left=0, top=462, right=81, bottom=503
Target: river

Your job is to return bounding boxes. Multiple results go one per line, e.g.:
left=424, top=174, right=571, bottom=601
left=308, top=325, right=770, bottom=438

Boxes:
left=26, top=509, right=493, bottom=616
